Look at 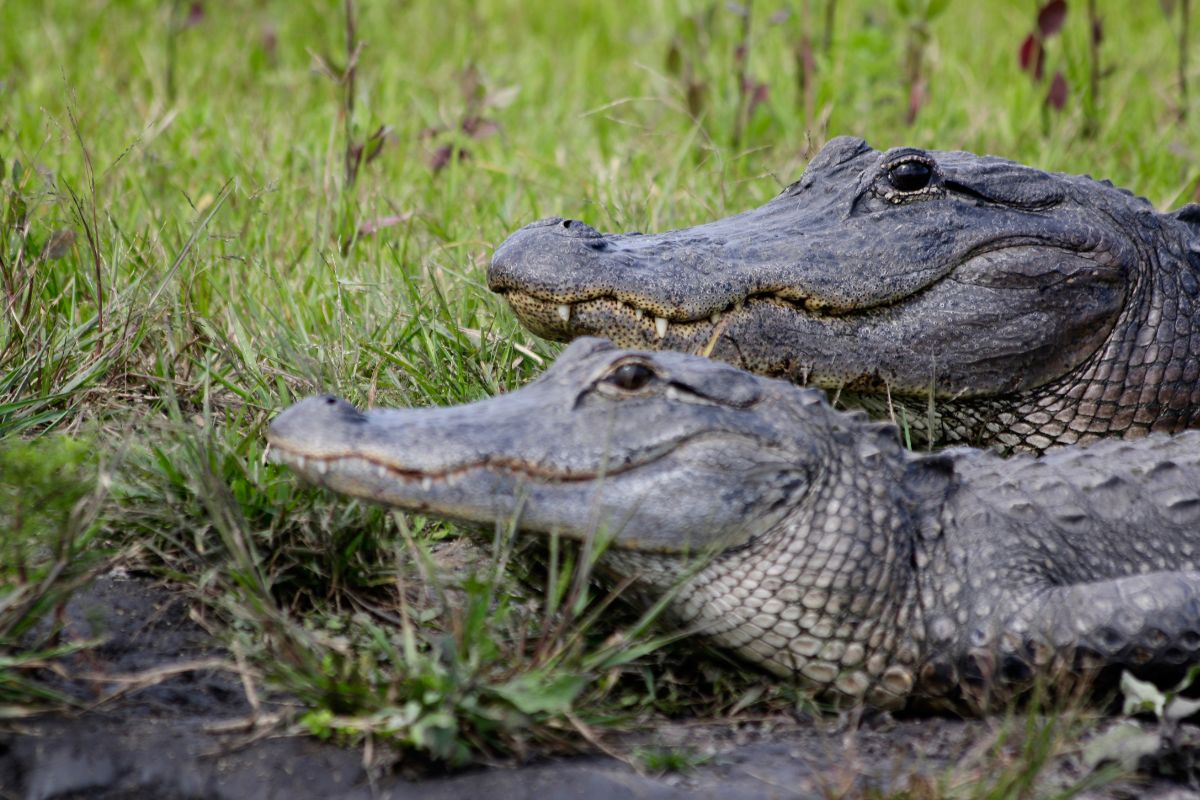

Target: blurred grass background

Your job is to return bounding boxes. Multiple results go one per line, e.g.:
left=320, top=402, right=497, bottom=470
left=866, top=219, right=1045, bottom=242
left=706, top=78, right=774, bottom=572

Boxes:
left=0, top=0, right=1197, bottom=773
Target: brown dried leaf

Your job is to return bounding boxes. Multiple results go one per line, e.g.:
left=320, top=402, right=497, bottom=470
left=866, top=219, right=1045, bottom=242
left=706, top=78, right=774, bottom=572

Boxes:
left=429, top=144, right=470, bottom=173
left=357, top=213, right=413, bottom=238
left=666, top=38, right=684, bottom=75
left=261, top=25, right=278, bottom=57
left=461, top=116, right=500, bottom=139
left=43, top=229, right=76, bottom=260
left=744, top=79, right=769, bottom=116
left=686, top=80, right=707, bottom=118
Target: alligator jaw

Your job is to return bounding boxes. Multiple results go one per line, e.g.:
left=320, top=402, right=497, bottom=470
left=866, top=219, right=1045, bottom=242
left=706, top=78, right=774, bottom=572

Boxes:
left=496, top=238, right=1126, bottom=401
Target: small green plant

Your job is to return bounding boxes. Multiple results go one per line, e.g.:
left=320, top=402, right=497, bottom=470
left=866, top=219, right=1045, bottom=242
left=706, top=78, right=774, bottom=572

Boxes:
left=0, top=436, right=108, bottom=715
left=635, top=746, right=711, bottom=774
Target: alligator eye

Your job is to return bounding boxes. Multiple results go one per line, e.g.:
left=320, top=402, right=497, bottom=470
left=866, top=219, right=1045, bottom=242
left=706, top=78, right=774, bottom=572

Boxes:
left=606, top=363, right=656, bottom=391
left=887, top=160, right=934, bottom=193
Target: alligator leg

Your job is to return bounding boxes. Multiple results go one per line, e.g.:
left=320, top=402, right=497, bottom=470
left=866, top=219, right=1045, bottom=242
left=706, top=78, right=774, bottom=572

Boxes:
left=920, top=572, right=1200, bottom=710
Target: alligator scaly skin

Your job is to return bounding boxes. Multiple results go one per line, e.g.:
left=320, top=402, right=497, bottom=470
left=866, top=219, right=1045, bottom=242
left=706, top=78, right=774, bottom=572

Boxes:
left=268, top=340, right=1200, bottom=710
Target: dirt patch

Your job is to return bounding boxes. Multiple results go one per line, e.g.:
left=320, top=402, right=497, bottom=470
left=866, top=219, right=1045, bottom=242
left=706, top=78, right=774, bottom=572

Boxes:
left=1, top=575, right=1196, bottom=799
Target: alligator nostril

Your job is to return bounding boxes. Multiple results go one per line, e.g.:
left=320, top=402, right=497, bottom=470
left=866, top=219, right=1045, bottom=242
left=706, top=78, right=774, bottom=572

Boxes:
left=555, top=219, right=603, bottom=239
left=323, top=396, right=337, bottom=406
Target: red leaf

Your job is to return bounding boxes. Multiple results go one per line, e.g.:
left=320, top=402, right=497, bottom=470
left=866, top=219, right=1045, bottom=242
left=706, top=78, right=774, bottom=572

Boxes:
left=1037, top=0, right=1067, bottom=37
left=1046, top=71, right=1068, bottom=109
left=906, top=80, right=927, bottom=125
left=184, top=1, right=205, bottom=28
left=1018, top=33, right=1044, bottom=80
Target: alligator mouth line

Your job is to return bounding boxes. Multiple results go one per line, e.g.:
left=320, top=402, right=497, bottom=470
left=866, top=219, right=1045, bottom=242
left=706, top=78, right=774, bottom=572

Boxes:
left=499, top=289, right=856, bottom=341
left=266, top=430, right=745, bottom=487
left=267, top=444, right=622, bottom=486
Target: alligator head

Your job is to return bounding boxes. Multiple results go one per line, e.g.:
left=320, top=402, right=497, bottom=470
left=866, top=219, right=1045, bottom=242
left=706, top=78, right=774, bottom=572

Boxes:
left=489, top=136, right=1200, bottom=450
left=268, top=337, right=928, bottom=706
left=267, top=337, right=870, bottom=555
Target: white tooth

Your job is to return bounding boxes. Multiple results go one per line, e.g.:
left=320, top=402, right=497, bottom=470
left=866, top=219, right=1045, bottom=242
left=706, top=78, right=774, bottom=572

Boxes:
left=733, top=300, right=744, bottom=312
left=421, top=476, right=433, bottom=491
left=294, top=455, right=307, bottom=469
left=376, top=465, right=389, bottom=478
left=654, top=316, right=668, bottom=339
left=709, top=311, right=721, bottom=325
left=556, top=304, right=571, bottom=323
left=314, top=460, right=328, bottom=475
left=634, top=308, right=644, bottom=319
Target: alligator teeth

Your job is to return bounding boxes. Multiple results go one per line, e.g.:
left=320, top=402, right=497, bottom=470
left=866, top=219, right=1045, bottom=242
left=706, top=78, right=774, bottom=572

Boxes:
left=313, top=460, right=328, bottom=476
left=421, top=476, right=433, bottom=491
left=709, top=311, right=721, bottom=325
left=654, top=316, right=668, bottom=339
left=556, top=304, right=571, bottom=323
left=733, top=300, right=744, bottom=312
left=293, top=454, right=307, bottom=470
left=634, top=308, right=644, bottom=319
left=376, top=465, right=389, bottom=478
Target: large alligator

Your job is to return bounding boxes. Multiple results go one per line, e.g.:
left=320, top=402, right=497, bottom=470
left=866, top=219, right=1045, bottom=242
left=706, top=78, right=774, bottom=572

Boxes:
left=488, top=137, right=1200, bottom=452
left=268, top=338, right=1200, bottom=712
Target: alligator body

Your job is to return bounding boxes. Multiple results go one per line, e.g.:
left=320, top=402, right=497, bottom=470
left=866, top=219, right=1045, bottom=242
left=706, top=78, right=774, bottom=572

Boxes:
left=268, top=339, right=1200, bottom=711
left=489, top=137, right=1200, bottom=451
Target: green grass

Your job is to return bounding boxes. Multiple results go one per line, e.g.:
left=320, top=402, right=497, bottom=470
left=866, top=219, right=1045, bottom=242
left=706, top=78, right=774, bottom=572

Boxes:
left=1, top=0, right=1197, bottom=787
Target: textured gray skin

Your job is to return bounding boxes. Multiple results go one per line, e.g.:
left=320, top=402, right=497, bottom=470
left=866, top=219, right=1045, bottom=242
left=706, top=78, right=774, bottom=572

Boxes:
left=268, top=338, right=1200, bottom=712
left=488, top=136, right=1200, bottom=452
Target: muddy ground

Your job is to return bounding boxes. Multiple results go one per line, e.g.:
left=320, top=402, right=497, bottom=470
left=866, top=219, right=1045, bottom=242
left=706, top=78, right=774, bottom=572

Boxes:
left=2, top=574, right=1199, bottom=800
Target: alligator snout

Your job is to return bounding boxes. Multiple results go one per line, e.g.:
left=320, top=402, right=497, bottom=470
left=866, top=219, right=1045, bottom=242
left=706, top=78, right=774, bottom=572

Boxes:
left=267, top=394, right=368, bottom=459
left=488, top=216, right=611, bottom=298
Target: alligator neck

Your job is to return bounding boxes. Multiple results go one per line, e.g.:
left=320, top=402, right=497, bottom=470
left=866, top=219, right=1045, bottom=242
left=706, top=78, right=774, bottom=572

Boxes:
left=992, top=223, right=1200, bottom=450
left=602, top=425, right=938, bottom=709
left=874, top=221, right=1200, bottom=453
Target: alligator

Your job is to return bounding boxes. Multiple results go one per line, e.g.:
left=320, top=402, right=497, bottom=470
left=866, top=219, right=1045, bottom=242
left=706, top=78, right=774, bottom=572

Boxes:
left=488, top=136, right=1200, bottom=452
left=268, top=338, right=1200, bottom=712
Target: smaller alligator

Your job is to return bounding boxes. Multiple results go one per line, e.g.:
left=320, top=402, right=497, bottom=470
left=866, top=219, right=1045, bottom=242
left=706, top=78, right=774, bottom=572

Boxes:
left=268, top=338, right=1200, bottom=712
left=488, top=136, right=1200, bottom=451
